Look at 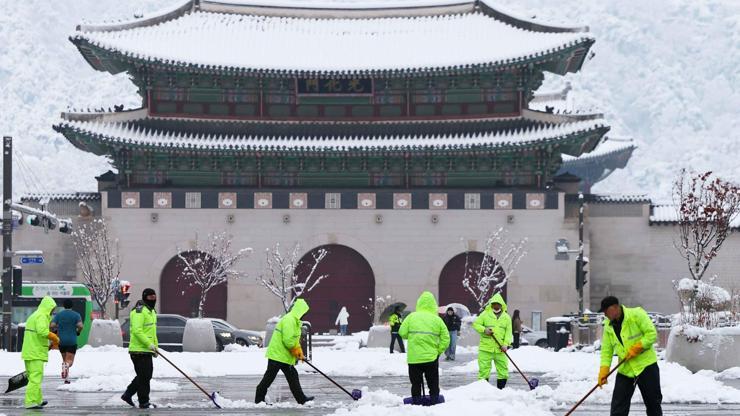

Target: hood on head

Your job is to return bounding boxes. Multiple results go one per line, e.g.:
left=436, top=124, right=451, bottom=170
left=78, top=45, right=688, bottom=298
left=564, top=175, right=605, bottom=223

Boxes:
left=415, top=291, right=439, bottom=314
left=39, top=296, right=57, bottom=315
left=340, top=306, right=347, bottom=313
left=486, top=292, right=507, bottom=313
left=290, top=298, right=310, bottom=319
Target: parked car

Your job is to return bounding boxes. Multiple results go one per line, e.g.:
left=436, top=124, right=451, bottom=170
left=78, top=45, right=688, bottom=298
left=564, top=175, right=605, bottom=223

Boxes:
left=521, top=325, right=548, bottom=348
left=121, top=314, right=236, bottom=352
left=209, top=318, right=263, bottom=347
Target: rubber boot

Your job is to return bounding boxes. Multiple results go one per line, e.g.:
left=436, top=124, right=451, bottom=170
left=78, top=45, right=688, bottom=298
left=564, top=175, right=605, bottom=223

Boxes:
left=496, top=379, right=507, bottom=389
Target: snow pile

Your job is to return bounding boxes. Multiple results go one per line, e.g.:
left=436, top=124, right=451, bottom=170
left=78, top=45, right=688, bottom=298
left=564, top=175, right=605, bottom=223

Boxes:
left=332, top=381, right=554, bottom=416
left=56, top=375, right=178, bottom=392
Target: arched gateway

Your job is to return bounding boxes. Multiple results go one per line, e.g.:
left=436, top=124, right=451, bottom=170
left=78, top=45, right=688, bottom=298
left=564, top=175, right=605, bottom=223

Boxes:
left=438, top=252, right=507, bottom=315
left=159, top=251, right=228, bottom=319
left=296, top=245, right=375, bottom=333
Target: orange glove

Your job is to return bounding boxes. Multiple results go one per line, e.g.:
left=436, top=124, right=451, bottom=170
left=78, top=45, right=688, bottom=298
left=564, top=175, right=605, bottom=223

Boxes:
left=597, top=366, right=609, bottom=387
left=625, top=341, right=643, bottom=360
left=47, top=333, right=60, bottom=350
left=290, top=345, right=305, bottom=361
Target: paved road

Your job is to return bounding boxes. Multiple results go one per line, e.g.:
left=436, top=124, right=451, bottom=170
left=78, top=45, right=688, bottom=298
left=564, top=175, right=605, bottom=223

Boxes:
left=2, top=355, right=739, bottom=415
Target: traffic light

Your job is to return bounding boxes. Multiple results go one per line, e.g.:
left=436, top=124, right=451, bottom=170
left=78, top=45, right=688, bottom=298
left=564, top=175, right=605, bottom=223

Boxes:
left=59, top=220, right=72, bottom=234
left=576, top=257, right=589, bottom=290
left=12, top=266, right=22, bottom=298
left=119, top=281, right=131, bottom=308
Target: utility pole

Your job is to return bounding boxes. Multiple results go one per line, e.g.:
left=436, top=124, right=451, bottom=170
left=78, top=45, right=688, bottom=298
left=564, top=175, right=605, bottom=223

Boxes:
left=576, top=192, right=585, bottom=314
left=2, top=137, right=13, bottom=351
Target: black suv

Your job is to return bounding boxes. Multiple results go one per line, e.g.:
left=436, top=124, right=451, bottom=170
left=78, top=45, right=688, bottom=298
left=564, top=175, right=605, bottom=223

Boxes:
left=121, top=314, right=236, bottom=352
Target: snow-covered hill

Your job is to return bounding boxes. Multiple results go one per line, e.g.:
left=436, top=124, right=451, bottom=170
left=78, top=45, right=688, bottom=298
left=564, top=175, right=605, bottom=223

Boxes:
left=1, top=0, right=737, bottom=201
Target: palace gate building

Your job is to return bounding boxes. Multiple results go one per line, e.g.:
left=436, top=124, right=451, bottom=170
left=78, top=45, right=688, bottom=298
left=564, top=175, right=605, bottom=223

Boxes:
left=13, top=0, right=740, bottom=332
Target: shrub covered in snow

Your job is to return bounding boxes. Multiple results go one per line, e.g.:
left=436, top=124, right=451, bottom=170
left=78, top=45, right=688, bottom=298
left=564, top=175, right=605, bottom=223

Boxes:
left=674, top=277, right=733, bottom=329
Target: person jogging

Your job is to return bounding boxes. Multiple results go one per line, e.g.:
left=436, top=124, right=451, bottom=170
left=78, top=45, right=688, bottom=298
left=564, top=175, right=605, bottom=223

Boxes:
left=50, top=299, right=83, bottom=384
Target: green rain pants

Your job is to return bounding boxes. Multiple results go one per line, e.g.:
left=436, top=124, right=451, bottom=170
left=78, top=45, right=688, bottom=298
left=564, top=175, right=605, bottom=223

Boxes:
left=24, top=360, right=45, bottom=408
left=478, top=350, right=509, bottom=381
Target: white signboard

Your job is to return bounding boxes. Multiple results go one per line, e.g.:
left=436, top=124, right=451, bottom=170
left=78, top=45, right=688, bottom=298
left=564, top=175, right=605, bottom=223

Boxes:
left=31, top=284, right=74, bottom=298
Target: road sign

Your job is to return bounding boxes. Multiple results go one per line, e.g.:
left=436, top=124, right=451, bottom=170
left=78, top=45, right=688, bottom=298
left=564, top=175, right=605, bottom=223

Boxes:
left=20, top=256, right=43, bottom=265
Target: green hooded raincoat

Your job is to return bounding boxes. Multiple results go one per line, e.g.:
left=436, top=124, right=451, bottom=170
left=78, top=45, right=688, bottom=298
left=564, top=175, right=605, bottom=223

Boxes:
left=398, top=292, right=450, bottom=364
left=267, top=299, right=309, bottom=365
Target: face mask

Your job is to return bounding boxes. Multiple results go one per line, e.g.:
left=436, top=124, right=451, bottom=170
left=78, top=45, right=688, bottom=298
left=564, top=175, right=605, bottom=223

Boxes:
left=493, top=307, right=502, bottom=313
left=144, top=298, right=156, bottom=309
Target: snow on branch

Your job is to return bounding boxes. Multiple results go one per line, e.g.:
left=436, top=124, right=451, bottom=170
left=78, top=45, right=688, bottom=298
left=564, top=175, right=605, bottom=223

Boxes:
left=673, top=169, right=740, bottom=283
left=71, top=218, right=120, bottom=319
left=461, top=228, right=528, bottom=313
left=257, top=243, right=329, bottom=314
left=176, top=232, right=251, bottom=318
left=672, top=169, right=740, bottom=328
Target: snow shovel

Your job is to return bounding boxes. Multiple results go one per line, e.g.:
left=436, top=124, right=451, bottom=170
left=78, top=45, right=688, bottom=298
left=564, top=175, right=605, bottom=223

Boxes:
left=563, top=358, right=627, bottom=416
left=403, top=376, right=445, bottom=406
left=156, top=348, right=222, bottom=408
left=302, top=359, right=362, bottom=400
left=4, top=371, right=28, bottom=394
left=489, top=332, right=539, bottom=390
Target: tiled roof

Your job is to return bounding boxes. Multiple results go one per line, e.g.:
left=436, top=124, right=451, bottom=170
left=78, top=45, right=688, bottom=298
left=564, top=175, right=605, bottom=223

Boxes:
left=55, top=116, right=608, bottom=152
left=650, top=204, right=740, bottom=227
left=71, top=0, right=592, bottom=75
left=21, top=192, right=101, bottom=201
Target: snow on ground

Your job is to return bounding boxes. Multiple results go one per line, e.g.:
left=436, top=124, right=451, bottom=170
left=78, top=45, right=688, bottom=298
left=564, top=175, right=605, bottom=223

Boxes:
left=332, top=381, right=555, bottom=416
left=1, top=344, right=739, bottom=406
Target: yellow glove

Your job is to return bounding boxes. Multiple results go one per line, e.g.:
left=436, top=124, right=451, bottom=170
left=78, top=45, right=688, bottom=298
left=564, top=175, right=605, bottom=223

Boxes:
left=290, top=345, right=305, bottom=361
left=597, top=366, right=609, bottom=387
left=48, top=333, right=60, bottom=350
left=625, top=341, right=643, bottom=360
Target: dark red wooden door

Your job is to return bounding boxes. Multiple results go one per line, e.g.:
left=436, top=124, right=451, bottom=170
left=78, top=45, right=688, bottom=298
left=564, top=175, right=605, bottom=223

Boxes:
left=296, top=245, right=375, bottom=334
left=438, top=252, right=507, bottom=315
left=159, top=251, right=228, bottom=319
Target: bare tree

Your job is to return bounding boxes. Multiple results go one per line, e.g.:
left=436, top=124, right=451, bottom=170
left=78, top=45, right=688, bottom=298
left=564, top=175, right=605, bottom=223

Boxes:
left=176, top=232, right=251, bottom=318
left=462, top=228, right=528, bottom=313
left=673, top=170, right=740, bottom=321
left=257, top=243, right=329, bottom=313
left=71, top=218, right=120, bottom=319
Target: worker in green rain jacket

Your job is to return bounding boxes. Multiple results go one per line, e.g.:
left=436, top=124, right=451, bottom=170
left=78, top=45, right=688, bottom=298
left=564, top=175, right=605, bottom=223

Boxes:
left=255, top=298, right=314, bottom=405
left=398, top=291, right=450, bottom=405
left=121, top=288, right=159, bottom=409
left=21, top=296, right=59, bottom=409
left=473, top=293, right=512, bottom=389
left=598, top=296, right=662, bottom=416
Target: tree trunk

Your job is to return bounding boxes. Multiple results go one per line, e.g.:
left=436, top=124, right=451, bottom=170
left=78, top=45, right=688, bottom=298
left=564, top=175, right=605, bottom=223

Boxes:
left=198, top=290, right=207, bottom=318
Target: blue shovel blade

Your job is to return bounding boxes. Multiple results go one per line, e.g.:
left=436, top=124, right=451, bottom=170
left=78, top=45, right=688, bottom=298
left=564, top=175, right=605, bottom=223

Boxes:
left=528, top=378, right=540, bottom=390
left=210, top=391, right=223, bottom=408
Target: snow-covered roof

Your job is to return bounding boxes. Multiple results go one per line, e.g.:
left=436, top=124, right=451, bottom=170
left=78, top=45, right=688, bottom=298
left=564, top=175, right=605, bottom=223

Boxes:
left=56, top=116, right=607, bottom=153
left=587, top=194, right=650, bottom=204
left=561, top=137, right=636, bottom=165
left=650, top=204, right=740, bottom=228
left=21, top=192, right=101, bottom=201
left=71, top=0, right=593, bottom=76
